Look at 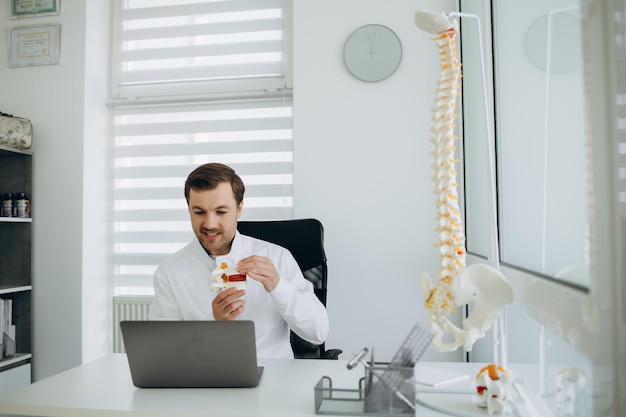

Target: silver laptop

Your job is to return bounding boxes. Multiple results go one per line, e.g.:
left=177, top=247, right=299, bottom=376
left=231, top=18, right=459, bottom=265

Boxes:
left=120, top=320, right=263, bottom=388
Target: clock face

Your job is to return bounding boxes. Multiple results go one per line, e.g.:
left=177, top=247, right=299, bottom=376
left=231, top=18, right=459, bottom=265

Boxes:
left=344, top=24, right=403, bottom=82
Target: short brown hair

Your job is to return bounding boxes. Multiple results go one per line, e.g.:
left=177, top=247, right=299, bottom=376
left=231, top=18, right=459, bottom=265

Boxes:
left=184, top=163, right=245, bottom=205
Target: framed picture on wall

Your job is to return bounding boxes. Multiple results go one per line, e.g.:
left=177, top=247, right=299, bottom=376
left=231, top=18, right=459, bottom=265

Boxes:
left=10, top=0, right=60, bottom=19
left=9, top=24, right=60, bottom=67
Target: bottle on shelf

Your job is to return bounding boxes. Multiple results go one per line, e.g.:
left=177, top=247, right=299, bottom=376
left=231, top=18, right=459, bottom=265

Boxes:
left=1, top=192, right=31, bottom=218
left=15, top=193, right=30, bottom=218
left=1, top=193, right=12, bottom=217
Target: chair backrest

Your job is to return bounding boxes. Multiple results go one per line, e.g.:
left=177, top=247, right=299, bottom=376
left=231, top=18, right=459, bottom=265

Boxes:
left=237, top=218, right=329, bottom=359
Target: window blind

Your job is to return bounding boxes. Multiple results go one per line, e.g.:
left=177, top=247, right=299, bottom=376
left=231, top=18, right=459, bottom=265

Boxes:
left=111, top=0, right=290, bottom=98
left=110, top=0, right=293, bottom=295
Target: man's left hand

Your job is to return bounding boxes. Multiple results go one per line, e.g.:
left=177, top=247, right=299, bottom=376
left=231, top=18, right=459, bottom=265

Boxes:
left=236, top=255, right=279, bottom=292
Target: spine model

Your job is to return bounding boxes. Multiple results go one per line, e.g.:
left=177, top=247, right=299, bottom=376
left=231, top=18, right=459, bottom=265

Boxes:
left=416, top=10, right=513, bottom=354
left=422, top=27, right=466, bottom=334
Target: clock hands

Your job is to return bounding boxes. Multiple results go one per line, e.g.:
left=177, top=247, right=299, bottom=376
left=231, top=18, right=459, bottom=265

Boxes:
left=368, top=26, right=381, bottom=56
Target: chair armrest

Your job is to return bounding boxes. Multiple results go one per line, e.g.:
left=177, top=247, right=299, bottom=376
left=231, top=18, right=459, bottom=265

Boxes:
left=319, top=348, right=343, bottom=360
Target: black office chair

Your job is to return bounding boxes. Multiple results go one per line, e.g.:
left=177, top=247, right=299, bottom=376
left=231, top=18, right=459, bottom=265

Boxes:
left=237, top=218, right=342, bottom=360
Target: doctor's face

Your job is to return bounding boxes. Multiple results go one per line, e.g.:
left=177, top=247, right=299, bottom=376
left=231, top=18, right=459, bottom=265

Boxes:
left=188, top=182, right=242, bottom=256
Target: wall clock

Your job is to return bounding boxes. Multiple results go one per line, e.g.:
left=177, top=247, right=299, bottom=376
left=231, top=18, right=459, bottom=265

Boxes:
left=344, top=24, right=403, bottom=82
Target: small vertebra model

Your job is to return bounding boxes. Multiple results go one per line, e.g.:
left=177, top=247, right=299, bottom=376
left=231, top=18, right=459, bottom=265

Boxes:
left=474, top=364, right=514, bottom=415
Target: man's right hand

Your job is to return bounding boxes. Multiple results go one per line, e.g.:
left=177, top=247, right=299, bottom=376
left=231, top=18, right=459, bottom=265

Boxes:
left=212, top=287, right=246, bottom=320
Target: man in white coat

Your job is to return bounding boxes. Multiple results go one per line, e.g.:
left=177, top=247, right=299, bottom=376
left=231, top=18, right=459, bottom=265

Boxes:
left=149, top=163, right=329, bottom=359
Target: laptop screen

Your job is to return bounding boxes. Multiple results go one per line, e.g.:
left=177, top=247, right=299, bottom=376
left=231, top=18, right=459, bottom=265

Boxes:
left=121, top=320, right=263, bottom=388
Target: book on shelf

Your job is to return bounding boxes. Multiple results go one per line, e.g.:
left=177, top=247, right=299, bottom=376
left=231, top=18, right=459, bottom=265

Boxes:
left=5, top=325, right=16, bottom=357
left=0, top=298, right=15, bottom=359
left=0, top=298, right=3, bottom=360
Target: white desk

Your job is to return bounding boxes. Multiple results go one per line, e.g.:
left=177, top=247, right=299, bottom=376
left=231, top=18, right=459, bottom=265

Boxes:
left=0, top=355, right=548, bottom=417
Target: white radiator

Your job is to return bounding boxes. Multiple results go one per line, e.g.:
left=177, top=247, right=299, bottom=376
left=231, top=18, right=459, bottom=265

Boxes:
left=112, top=296, right=153, bottom=353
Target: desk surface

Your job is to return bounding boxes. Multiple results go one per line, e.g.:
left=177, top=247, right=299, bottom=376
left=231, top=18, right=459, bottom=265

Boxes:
left=0, top=355, right=547, bottom=417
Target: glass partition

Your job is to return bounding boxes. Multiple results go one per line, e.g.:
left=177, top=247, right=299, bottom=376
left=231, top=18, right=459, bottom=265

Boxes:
left=459, top=0, right=625, bottom=414
left=463, top=0, right=589, bottom=288
left=459, top=0, right=493, bottom=260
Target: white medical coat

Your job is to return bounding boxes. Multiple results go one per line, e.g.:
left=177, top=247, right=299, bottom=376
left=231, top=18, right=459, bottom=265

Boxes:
left=149, top=231, right=330, bottom=359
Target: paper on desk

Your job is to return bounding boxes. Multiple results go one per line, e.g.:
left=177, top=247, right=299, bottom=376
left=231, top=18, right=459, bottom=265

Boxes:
left=414, top=364, right=470, bottom=387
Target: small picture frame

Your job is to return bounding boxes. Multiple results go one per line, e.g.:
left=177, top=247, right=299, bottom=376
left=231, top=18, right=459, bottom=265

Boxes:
left=9, top=24, right=60, bottom=68
left=10, top=0, right=60, bottom=19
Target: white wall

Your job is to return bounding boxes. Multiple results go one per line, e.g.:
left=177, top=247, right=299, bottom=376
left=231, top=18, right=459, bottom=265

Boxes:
left=0, top=3, right=86, bottom=380
left=0, top=0, right=462, bottom=381
left=0, top=1, right=109, bottom=381
left=292, top=0, right=460, bottom=362
left=81, top=0, right=111, bottom=370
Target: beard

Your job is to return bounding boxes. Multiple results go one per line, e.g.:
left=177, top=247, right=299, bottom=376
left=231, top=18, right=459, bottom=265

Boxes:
left=196, top=227, right=234, bottom=256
